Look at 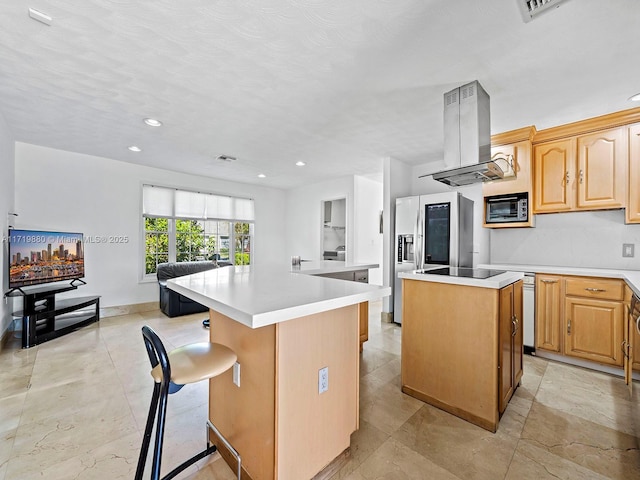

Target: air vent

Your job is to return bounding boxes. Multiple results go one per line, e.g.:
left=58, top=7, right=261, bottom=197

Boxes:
left=518, top=0, right=568, bottom=22
left=216, top=154, right=237, bottom=162
left=445, top=91, right=458, bottom=106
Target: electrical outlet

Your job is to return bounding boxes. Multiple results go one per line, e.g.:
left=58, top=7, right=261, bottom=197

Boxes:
left=623, top=243, right=635, bottom=258
left=318, top=366, right=328, bottom=394
left=233, top=362, right=241, bottom=387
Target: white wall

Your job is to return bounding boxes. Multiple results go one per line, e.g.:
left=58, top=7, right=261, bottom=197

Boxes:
left=286, top=176, right=354, bottom=262
left=353, top=175, right=383, bottom=285
left=14, top=143, right=288, bottom=308
left=382, top=157, right=413, bottom=313
left=0, top=113, right=15, bottom=337
left=490, top=209, right=640, bottom=270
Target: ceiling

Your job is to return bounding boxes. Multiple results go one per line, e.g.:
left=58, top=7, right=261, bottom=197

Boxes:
left=0, top=0, right=639, bottom=189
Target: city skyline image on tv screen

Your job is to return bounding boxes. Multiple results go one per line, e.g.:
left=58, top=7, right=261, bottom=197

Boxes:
left=9, top=229, right=84, bottom=288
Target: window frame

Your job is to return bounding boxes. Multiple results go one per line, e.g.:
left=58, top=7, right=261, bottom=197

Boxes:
left=140, top=184, right=255, bottom=282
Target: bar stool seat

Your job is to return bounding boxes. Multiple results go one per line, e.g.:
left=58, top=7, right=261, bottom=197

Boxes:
left=150, top=342, right=236, bottom=386
left=136, top=325, right=241, bottom=480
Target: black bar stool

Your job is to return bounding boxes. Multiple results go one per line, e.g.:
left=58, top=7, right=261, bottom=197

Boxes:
left=135, top=325, right=241, bottom=480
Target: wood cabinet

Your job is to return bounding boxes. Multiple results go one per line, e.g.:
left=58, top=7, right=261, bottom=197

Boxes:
left=536, top=274, right=625, bottom=367
left=535, top=274, right=563, bottom=352
left=499, top=281, right=523, bottom=413
left=315, top=269, right=369, bottom=350
left=483, top=127, right=536, bottom=228
left=401, top=278, right=523, bottom=432
left=626, top=123, right=640, bottom=223
left=533, top=127, right=627, bottom=214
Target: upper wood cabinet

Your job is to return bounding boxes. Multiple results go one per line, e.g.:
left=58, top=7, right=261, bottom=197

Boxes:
left=533, top=138, right=576, bottom=212
left=626, top=123, right=640, bottom=224
left=533, top=127, right=627, bottom=214
left=483, top=126, right=536, bottom=228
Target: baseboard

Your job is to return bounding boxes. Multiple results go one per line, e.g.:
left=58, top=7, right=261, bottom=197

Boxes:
left=100, top=301, right=158, bottom=318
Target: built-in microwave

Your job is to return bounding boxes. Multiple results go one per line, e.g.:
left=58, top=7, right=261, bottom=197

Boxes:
left=485, top=192, right=528, bottom=224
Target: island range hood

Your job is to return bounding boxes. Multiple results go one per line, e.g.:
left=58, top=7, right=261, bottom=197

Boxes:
left=428, top=81, right=507, bottom=187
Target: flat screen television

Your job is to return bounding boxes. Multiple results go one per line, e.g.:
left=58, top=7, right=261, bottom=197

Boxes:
left=8, top=229, right=85, bottom=288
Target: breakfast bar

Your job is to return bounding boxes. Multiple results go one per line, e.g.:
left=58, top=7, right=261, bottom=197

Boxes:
left=168, top=265, right=390, bottom=480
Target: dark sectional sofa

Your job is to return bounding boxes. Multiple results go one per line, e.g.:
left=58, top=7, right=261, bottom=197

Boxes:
left=157, top=261, right=230, bottom=317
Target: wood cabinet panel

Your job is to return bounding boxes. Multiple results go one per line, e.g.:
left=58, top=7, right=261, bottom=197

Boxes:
left=564, top=297, right=624, bottom=366
left=533, top=139, right=575, bottom=213
left=576, top=128, right=626, bottom=210
left=626, top=123, right=640, bottom=223
left=564, top=277, right=624, bottom=301
left=535, top=274, right=563, bottom=352
left=499, top=281, right=523, bottom=414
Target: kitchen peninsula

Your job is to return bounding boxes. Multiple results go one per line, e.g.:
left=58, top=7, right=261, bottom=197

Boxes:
left=399, top=267, right=524, bottom=432
left=168, top=264, right=390, bottom=480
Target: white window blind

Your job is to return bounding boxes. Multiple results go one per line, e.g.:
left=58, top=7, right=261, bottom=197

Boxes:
left=143, top=185, right=255, bottom=221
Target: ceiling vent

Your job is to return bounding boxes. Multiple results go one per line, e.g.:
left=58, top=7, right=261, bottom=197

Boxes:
left=215, top=154, right=237, bottom=162
left=518, top=0, right=568, bottom=22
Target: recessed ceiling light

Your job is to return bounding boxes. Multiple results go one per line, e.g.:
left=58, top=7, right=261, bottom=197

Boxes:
left=295, top=161, right=306, bottom=166
left=128, top=145, right=142, bottom=152
left=144, top=118, right=162, bottom=127
left=629, top=93, right=640, bottom=102
left=258, top=174, right=266, bottom=178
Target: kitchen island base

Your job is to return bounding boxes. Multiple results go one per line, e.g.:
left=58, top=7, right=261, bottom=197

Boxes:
left=208, top=304, right=361, bottom=480
left=401, top=278, right=523, bottom=433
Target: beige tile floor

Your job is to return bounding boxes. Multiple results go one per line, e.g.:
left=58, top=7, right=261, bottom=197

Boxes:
left=1, top=301, right=639, bottom=479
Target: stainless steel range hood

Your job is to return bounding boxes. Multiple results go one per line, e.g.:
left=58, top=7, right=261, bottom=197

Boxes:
left=428, top=81, right=506, bottom=187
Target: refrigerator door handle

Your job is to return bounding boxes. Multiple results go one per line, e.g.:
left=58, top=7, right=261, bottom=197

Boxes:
left=415, top=209, right=422, bottom=270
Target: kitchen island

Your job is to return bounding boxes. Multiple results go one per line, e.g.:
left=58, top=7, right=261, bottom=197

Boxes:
left=398, top=267, right=523, bottom=432
left=168, top=265, right=390, bottom=480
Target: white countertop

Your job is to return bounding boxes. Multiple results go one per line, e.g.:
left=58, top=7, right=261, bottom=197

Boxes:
left=398, top=266, right=524, bottom=289
left=478, top=263, right=640, bottom=297
left=167, top=265, right=390, bottom=329
left=292, top=260, right=378, bottom=275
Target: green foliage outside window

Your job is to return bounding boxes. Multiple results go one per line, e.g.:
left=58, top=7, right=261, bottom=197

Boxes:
left=144, top=217, right=252, bottom=274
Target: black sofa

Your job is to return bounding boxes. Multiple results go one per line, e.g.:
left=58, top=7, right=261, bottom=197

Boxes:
left=157, top=261, right=230, bottom=317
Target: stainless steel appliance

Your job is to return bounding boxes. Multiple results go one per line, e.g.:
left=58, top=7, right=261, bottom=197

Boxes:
left=485, top=192, right=529, bottom=224
left=522, top=273, right=535, bottom=353
left=428, top=81, right=509, bottom=187
left=393, top=192, right=474, bottom=324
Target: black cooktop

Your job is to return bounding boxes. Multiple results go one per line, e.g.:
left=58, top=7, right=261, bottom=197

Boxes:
left=420, top=267, right=506, bottom=279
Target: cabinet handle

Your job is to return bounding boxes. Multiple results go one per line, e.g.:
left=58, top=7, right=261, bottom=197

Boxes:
left=621, top=340, right=629, bottom=359
left=636, top=315, right=640, bottom=336
left=567, top=319, right=571, bottom=335
left=585, top=288, right=606, bottom=293
left=565, top=170, right=570, bottom=185
left=541, top=279, right=558, bottom=284
left=579, top=169, right=583, bottom=184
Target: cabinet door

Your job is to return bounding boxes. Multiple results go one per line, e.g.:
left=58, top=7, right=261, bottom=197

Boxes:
left=632, top=301, right=640, bottom=371
left=564, top=297, right=624, bottom=366
left=626, top=123, right=640, bottom=223
left=533, top=139, right=576, bottom=213
left=513, top=280, right=523, bottom=387
left=576, top=127, right=626, bottom=210
left=535, top=274, right=563, bottom=352
left=499, top=284, right=515, bottom=413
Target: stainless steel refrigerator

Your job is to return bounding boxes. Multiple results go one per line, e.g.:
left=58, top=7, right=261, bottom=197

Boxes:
left=393, top=192, right=474, bottom=324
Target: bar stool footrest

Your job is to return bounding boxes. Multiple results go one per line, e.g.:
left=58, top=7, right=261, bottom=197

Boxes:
left=161, top=445, right=217, bottom=480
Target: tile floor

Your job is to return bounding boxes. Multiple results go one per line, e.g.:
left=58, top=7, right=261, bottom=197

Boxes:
left=1, top=301, right=639, bottom=479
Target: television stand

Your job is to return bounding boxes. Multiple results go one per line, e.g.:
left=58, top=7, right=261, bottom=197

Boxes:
left=8, top=283, right=100, bottom=349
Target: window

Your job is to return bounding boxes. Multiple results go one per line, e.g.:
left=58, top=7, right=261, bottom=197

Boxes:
left=142, top=185, right=254, bottom=277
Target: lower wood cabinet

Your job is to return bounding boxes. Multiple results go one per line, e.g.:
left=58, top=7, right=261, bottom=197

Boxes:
left=564, top=296, right=624, bottom=366
left=499, top=281, right=523, bottom=413
left=535, top=274, right=563, bottom=352
left=536, top=274, right=625, bottom=367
